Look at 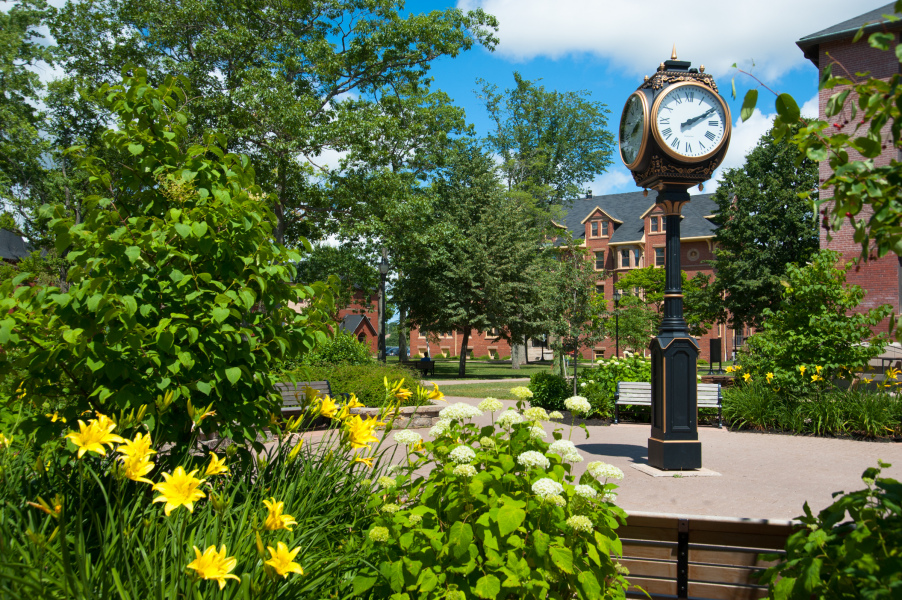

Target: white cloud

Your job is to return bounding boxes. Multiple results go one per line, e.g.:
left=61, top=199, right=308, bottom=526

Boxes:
left=459, top=0, right=889, bottom=79
left=801, top=94, right=819, bottom=118
left=590, top=169, right=633, bottom=196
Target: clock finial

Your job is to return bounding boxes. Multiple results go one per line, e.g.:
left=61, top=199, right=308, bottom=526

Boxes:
left=671, top=44, right=677, bottom=60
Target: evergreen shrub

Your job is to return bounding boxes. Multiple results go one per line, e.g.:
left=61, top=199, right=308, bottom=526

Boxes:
left=527, top=372, right=570, bottom=411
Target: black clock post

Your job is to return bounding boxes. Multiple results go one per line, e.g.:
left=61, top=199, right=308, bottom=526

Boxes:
left=618, top=50, right=731, bottom=470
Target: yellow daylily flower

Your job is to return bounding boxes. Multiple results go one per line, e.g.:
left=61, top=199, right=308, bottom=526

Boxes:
left=152, top=467, right=206, bottom=515
left=27, top=495, right=62, bottom=517
left=346, top=394, right=364, bottom=409
left=766, top=372, right=774, bottom=384
left=815, top=365, right=823, bottom=374
left=345, top=415, right=380, bottom=449
left=265, top=542, right=304, bottom=578
left=205, top=453, right=229, bottom=476
left=287, top=439, right=304, bottom=462
left=121, top=453, right=155, bottom=484
left=799, top=366, right=806, bottom=376
left=386, top=377, right=412, bottom=401
left=0, top=432, right=12, bottom=450
left=887, top=367, right=900, bottom=381
left=187, top=545, right=240, bottom=590
left=46, top=412, right=66, bottom=423
left=262, top=497, right=297, bottom=531
left=743, top=373, right=751, bottom=382
left=427, top=383, right=445, bottom=402
left=318, top=396, right=339, bottom=419
left=65, top=419, right=125, bottom=459
left=353, top=455, right=374, bottom=469
left=118, top=432, right=155, bottom=460
left=725, top=366, right=735, bottom=374
left=811, top=374, right=823, bottom=382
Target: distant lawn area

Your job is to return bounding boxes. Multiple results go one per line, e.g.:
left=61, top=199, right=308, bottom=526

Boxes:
left=428, top=360, right=551, bottom=380
left=437, top=381, right=523, bottom=399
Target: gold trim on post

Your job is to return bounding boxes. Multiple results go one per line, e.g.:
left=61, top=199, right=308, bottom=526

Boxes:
left=659, top=198, right=689, bottom=215
left=619, top=92, right=650, bottom=171
left=650, top=81, right=732, bottom=164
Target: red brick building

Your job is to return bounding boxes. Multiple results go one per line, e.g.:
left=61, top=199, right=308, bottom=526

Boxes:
left=409, top=191, right=736, bottom=363
left=797, top=4, right=902, bottom=326
left=336, top=289, right=380, bottom=354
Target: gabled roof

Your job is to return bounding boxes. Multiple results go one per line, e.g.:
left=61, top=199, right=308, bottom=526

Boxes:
left=558, top=191, right=717, bottom=245
left=0, top=229, right=31, bottom=261
left=579, top=206, right=623, bottom=224
left=797, top=3, right=901, bottom=67
left=339, top=314, right=377, bottom=336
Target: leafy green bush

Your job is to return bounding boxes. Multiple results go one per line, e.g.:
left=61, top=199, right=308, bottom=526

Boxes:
left=759, top=461, right=902, bottom=598
left=578, top=353, right=652, bottom=417
left=301, top=330, right=374, bottom=366
left=528, top=372, right=570, bottom=412
left=0, top=74, right=333, bottom=448
left=291, top=363, right=424, bottom=407
left=739, top=250, right=892, bottom=395
left=0, top=410, right=387, bottom=598
left=353, top=401, right=630, bottom=599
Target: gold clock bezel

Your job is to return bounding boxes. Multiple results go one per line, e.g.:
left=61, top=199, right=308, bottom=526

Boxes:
left=650, top=81, right=731, bottom=164
left=619, top=91, right=650, bottom=171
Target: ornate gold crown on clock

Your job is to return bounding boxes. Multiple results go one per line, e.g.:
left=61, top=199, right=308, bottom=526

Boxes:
left=618, top=46, right=732, bottom=191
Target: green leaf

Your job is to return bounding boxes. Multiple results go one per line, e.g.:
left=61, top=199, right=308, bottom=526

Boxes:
left=852, top=136, right=881, bottom=158
left=192, top=221, right=208, bottom=237
left=532, top=530, right=550, bottom=557
left=578, top=571, right=603, bottom=599
left=497, top=505, right=526, bottom=537
left=448, top=522, right=474, bottom=559
left=549, top=546, right=574, bottom=574
left=474, top=574, right=501, bottom=599
left=174, top=223, right=191, bottom=238
left=775, top=93, right=800, bottom=123
left=225, top=367, right=241, bottom=384
left=211, top=307, right=229, bottom=323
left=416, top=568, right=438, bottom=592
left=741, top=89, right=758, bottom=122
left=127, top=143, right=144, bottom=155
left=125, top=246, right=141, bottom=264
left=351, top=575, right=378, bottom=596
left=869, top=31, right=894, bottom=50
left=196, top=381, right=212, bottom=395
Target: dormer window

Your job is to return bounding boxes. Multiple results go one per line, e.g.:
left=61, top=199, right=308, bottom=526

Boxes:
left=590, top=221, right=599, bottom=237
left=602, top=221, right=610, bottom=236
left=650, top=217, right=659, bottom=232
left=662, top=217, right=667, bottom=231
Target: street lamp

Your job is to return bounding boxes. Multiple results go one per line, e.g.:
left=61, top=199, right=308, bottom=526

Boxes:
left=378, top=248, right=389, bottom=363
left=613, top=288, right=622, bottom=358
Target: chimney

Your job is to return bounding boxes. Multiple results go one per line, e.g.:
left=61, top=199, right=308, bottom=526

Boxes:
left=586, top=188, right=592, bottom=198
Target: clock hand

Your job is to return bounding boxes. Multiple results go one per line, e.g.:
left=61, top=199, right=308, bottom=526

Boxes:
left=680, top=107, right=716, bottom=131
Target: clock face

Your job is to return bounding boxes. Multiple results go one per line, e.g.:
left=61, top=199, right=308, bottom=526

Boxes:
left=619, top=93, right=648, bottom=169
left=652, top=83, right=729, bottom=162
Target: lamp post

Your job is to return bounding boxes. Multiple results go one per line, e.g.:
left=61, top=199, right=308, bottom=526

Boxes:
left=613, top=288, right=622, bottom=358
left=378, top=248, right=389, bottom=363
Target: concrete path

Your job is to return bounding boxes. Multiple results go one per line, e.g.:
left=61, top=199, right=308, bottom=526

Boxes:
left=375, top=395, right=902, bottom=521
left=424, top=378, right=530, bottom=386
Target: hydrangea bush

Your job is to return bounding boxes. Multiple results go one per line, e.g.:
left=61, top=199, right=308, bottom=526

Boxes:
left=578, top=353, right=652, bottom=418
left=354, top=397, right=630, bottom=599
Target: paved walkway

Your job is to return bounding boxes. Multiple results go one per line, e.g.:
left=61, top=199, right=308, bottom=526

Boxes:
left=375, top=396, right=902, bottom=521
left=424, top=378, right=530, bottom=386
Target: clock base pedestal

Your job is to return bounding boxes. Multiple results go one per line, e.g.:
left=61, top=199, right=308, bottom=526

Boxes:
left=648, top=437, right=702, bottom=470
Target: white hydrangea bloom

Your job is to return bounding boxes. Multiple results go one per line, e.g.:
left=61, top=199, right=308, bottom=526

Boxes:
left=381, top=503, right=400, bottom=513
left=439, top=402, right=483, bottom=421
left=566, top=515, right=593, bottom=532
left=574, top=484, right=598, bottom=499
left=453, top=464, right=477, bottom=477
left=478, top=436, right=495, bottom=448
left=587, top=461, right=625, bottom=481
left=564, top=396, right=592, bottom=414
left=531, top=478, right=564, bottom=498
left=529, top=425, right=547, bottom=440
left=510, top=386, right=534, bottom=400
left=517, top=450, right=550, bottom=470
left=369, top=526, right=389, bottom=542
left=393, top=430, right=422, bottom=446
left=429, top=419, right=452, bottom=437
left=548, top=440, right=577, bottom=456
left=523, top=407, right=549, bottom=422
left=602, top=491, right=618, bottom=503
left=408, top=514, right=423, bottom=525
left=377, top=476, right=397, bottom=489
left=478, top=397, right=504, bottom=413
left=544, top=494, right=567, bottom=507
left=386, top=465, right=404, bottom=475
left=564, top=451, right=584, bottom=463
left=496, top=410, right=524, bottom=427
left=448, top=445, right=476, bottom=464
left=548, top=411, right=564, bottom=419
left=580, top=382, right=587, bottom=388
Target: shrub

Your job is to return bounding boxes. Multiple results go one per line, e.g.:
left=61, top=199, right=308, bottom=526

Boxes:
left=292, top=363, right=424, bottom=407
left=0, top=74, right=333, bottom=448
left=353, top=400, right=630, bottom=599
left=528, top=372, right=570, bottom=412
left=579, top=353, right=652, bottom=417
left=301, top=330, right=374, bottom=366
left=759, top=461, right=902, bottom=598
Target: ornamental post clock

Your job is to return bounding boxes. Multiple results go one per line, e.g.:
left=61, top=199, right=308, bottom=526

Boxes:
left=618, top=48, right=731, bottom=471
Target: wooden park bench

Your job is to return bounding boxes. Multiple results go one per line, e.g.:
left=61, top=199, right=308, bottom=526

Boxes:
left=614, top=382, right=723, bottom=428
left=619, top=511, right=798, bottom=599
left=276, top=381, right=348, bottom=414
left=400, top=359, right=436, bottom=377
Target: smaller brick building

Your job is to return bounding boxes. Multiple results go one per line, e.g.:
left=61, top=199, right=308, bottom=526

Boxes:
left=336, top=289, right=380, bottom=354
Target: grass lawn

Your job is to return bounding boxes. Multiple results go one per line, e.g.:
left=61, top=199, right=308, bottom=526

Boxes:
left=428, top=360, right=552, bottom=380
left=437, top=381, right=524, bottom=399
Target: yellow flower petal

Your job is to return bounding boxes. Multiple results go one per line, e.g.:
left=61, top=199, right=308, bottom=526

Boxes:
left=265, top=541, right=304, bottom=578
left=187, top=545, right=241, bottom=590
left=152, top=467, right=206, bottom=516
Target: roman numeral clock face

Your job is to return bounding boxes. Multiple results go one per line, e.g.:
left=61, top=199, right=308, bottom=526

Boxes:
left=652, top=83, right=729, bottom=162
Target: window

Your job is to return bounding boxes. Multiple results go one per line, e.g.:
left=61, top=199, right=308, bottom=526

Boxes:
left=602, top=221, right=610, bottom=236
left=661, top=217, right=667, bottom=231
left=620, top=249, right=630, bottom=268
left=594, top=251, right=604, bottom=270
left=632, top=248, right=642, bottom=267
left=590, top=221, right=599, bottom=237
left=655, top=247, right=665, bottom=266
left=594, top=350, right=605, bottom=361
left=357, top=333, right=366, bottom=343
left=596, top=284, right=604, bottom=296
left=650, top=217, right=658, bottom=232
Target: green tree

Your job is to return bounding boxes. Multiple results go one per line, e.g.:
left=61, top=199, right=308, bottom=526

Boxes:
left=613, top=266, right=714, bottom=337
left=294, top=243, right=380, bottom=314
left=0, top=74, right=334, bottom=447
left=51, top=0, right=499, bottom=245
left=704, top=127, right=819, bottom=330
left=477, top=72, right=615, bottom=208
left=397, top=142, right=548, bottom=377
left=614, top=294, right=657, bottom=354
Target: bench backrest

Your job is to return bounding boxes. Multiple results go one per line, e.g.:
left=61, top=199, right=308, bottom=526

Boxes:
left=620, top=511, right=797, bottom=599
left=276, top=381, right=332, bottom=410
left=616, top=382, right=721, bottom=406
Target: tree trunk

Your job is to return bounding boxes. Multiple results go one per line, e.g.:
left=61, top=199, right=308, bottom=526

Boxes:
left=398, top=306, right=408, bottom=360
left=524, top=338, right=530, bottom=364
left=458, top=326, right=471, bottom=378
left=510, top=342, right=522, bottom=370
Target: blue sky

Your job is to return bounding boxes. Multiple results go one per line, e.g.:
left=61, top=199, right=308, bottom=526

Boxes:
left=397, top=0, right=891, bottom=196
